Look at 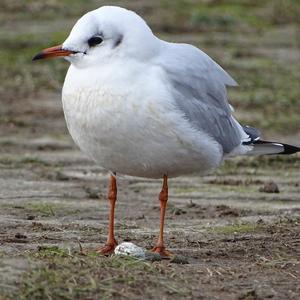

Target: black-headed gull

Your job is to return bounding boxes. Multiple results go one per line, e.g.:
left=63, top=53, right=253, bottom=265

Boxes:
left=33, top=6, right=300, bottom=257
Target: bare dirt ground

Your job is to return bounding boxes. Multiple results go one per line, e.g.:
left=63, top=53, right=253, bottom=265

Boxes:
left=0, top=1, right=300, bottom=299
left=1, top=93, right=299, bottom=300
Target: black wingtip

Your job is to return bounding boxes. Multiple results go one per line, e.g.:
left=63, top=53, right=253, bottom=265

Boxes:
left=281, top=143, right=300, bottom=155
left=253, top=140, right=300, bottom=155
left=32, top=52, right=44, bottom=61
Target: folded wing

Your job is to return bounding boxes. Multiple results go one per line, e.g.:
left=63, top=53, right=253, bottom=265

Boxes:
left=158, top=42, right=244, bottom=154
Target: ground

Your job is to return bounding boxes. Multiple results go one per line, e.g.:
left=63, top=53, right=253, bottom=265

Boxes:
left=0, top=1, right=299, bottom=299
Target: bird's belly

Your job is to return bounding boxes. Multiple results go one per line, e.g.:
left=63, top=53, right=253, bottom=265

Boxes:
left=62, top=90, right=222, bottom=178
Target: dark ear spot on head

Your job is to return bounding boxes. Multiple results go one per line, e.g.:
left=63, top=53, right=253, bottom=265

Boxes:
left=113, top=34, right=123, bottom=48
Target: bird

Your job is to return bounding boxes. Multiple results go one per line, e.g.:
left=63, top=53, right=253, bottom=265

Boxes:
left=33, top=6, right=300, bottom=257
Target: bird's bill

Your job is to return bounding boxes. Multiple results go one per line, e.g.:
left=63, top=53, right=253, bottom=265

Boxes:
left=32, top=45, right=76, bottom=61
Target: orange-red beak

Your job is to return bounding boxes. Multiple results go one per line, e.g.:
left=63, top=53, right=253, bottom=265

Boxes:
left=32, top=45, right=76, bottom=61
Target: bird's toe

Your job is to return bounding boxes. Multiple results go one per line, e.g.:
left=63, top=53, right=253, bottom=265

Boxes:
left=150, top=246, right=172, bottom=258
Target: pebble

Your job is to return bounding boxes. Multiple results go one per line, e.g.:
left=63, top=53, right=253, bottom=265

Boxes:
left=114, top=242, right=146, bottom=259
left=259, top=181, right=280, bottom=193
left=170, top=255, right=189, bottom=264
left=144, top=252, right=162, bottom=262
left=114, top=243, right=189, bottom=264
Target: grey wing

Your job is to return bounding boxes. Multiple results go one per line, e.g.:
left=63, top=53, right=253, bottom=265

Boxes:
left=159, top=42, right=243, bottom=154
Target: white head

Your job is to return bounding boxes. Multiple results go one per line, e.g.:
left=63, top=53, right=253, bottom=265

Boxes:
left=33, top=6, right=160, bottom=68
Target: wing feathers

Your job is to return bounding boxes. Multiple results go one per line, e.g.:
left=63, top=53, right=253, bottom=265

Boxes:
left=158, top=42, right=242, bottom=154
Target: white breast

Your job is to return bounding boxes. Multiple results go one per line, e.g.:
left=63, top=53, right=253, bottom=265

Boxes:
left=62, top=63, right=223, bottom=178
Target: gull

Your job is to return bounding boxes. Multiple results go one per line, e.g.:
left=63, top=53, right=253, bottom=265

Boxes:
left=33, top=6, right=300, bottom=257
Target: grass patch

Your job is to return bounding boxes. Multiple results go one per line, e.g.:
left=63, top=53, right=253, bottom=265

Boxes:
left=218, top=155, right=300, bottom=176
left=33, top=246, right=70, bottom=258
left=10, top=254, right=190, bottom=300
left=0, top=155, right=50, bottom=167
left=25, top=202, right=58, bottom=217
left=173, top=186, right=199, bottom=195
left=24, top=202, right=86, bottom=218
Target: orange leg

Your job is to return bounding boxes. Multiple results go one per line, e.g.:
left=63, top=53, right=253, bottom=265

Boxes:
left=151, top=175, right=171, bottom=257
left=97, top=174, right=118, bottom=255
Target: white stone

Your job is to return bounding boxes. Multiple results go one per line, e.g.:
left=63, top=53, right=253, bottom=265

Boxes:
left=114, top=242, right=146, bottom=259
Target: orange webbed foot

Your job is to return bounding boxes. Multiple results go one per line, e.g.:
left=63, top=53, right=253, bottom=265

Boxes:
left=97, top=239, right=118, bottom=256
left=151, top=246, right=172, bottom=258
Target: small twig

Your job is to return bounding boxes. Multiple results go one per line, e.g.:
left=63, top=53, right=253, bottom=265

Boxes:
left=215, top=269, right=222, bottom=276
left=206, top=267, right=213, bottom=277
left=77, top=238, right=86, bottom=255
left=282, top=271, right=298, bottom=279
left=48, top=205, right=55, bottom=216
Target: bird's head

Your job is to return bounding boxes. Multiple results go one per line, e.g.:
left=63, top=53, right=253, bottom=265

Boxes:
left=33, top=6, right=159, bottom=68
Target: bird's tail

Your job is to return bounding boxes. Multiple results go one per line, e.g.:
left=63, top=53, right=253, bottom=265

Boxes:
left=242, top=125, right=300, bottom=156
left=247, top=140, right=300, bottom=156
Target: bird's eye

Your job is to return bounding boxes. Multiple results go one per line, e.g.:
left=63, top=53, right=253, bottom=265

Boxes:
left=88, top=36, right=103, bottom=47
